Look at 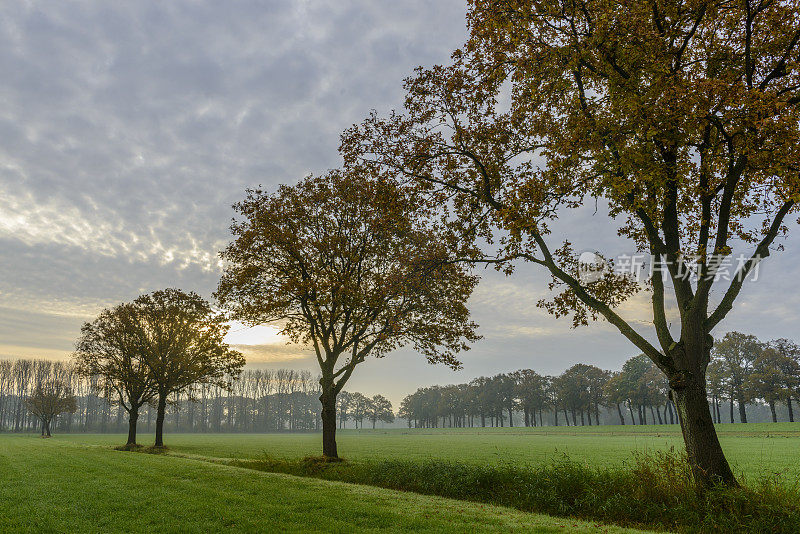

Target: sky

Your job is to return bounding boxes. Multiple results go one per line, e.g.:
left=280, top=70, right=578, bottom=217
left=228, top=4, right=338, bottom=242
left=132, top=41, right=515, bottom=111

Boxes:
left=1, top=1, right=799, bottom=408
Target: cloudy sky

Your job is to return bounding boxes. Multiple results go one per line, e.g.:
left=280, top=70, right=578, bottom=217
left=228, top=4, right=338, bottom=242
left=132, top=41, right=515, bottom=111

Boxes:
left=1, top=1, right=799, bottom=407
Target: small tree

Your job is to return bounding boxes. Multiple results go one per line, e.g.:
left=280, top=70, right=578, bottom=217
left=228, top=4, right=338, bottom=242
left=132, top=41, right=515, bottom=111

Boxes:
left=746, top=347, right=792, bottom=422
left=25, top=380, right=77, bottom=437
left=131, top=289, right=245, bottom=447
left=604, top=372, right=628, bottom=425
left=216, top=170, right=478, bottom=457
left=714, top=332, right=762, bottom=423
left=74, top=303, right=158, bottom=446
left=348, top=392, right=370, bottom=429
left=769, top=339, right=800, bottom=422
left=367, top=394, right=394, bottom=429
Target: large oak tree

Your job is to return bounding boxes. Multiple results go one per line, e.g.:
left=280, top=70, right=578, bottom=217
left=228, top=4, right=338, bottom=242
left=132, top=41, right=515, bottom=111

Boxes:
left=216, top=170, right=479, bottom=458
left=343, top=0, right=800, bottom=486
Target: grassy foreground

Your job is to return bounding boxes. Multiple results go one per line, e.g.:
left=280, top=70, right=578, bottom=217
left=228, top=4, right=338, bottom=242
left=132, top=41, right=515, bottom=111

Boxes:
left=0, top=435, right=652, bottom=533
left=54, top=423, right=800, bottom=482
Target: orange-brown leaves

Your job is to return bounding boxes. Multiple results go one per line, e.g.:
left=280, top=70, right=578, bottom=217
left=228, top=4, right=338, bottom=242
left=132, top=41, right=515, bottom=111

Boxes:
left=216, top=169, right=480, bottom=375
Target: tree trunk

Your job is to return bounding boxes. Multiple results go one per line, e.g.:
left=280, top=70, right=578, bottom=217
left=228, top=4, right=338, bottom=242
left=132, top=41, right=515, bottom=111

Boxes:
left=737, top=396, right=748, bottom=423
left=154, top=393, right=167, bottom=447
left=319, top=387, right=338, bottom=458
left=729, top=398, right=734, bottom=423
left=788, top=398, right=794, bottom=423
left=508, top=406, right=513, bottom=427
left=672, top=379, right=737, bottom=487
left=616, top=403, right=625, bottom=425
left=127, top=405, right=139, bottom=446
left=628, top=402, right=636, bottom=425
left=769, top=401, right=777, bottom=423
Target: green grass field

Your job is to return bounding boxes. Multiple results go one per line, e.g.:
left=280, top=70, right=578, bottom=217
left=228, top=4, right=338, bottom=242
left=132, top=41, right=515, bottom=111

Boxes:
left=50, top=422, right=800, bottom=482
left=0, top=433, right=653, bottom=533
left=2, top=423, right=799, bottom=532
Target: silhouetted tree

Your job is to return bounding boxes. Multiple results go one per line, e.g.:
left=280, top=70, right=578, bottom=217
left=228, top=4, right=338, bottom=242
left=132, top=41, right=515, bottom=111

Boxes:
left=132, top=289, right=244, bottom=447
left=26, top=380, right=76, bottom=437
left=216, top=170, right=478, bottom=458
left=74, top=303, right=159, bottom=446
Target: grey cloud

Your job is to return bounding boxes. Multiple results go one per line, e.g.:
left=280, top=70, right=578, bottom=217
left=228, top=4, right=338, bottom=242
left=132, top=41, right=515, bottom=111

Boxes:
left=0, top=1, right=798, bottom=407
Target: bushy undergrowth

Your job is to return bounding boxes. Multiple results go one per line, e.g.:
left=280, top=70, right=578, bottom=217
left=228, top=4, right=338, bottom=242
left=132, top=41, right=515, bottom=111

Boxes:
left=230, top=450, right=800, bottom=533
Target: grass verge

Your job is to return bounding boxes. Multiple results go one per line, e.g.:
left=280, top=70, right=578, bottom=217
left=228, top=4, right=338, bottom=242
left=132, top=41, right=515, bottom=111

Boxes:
left=216, top=450, right=800, bottom=534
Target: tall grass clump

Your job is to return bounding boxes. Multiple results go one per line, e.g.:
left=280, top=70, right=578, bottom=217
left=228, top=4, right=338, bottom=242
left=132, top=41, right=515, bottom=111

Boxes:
left=230, top=450, right=800, bottom=533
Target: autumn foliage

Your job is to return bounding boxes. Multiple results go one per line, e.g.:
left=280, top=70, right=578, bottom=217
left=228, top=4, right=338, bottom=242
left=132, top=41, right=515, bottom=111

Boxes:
left=341, top=0, right=800, bottom=486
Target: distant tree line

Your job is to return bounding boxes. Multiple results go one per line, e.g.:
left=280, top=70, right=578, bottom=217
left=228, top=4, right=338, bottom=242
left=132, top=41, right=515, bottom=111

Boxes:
left=0, top=359, right=400, bottom=434
left=399, top=333, right=800, bottom=428
left=707, top=334, right=800, bottom=424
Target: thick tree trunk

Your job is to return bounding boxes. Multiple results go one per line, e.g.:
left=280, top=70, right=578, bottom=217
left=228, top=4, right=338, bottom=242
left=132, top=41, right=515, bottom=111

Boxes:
left=127, top=405, right=139, bottom=446
left=672, top=378, right=737, bottom=487
left=729, top=398, right=734, bottom=423
left=507, top=406, right=513, bottom=427
left=616, top=403, right=625, bottom=425
left=154, top=394, right=167, bottom=447
left=769, top=401, right=777, bottom=423
left=319, top=387, right=338, bottom=458
left=788, top=398, right=794, bottom=423
left=628, top=402, right=636, bottom=425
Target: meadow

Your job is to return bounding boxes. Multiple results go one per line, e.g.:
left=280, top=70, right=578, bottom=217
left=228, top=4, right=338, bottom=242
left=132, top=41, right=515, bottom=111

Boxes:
left=2, top=424, right=800, bottom=533
left=51, top=423, right=800, bottom=482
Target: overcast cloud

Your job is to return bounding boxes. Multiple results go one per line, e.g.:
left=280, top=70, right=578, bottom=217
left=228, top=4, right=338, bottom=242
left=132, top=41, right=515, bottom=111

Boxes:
left=1, top=1, right=799, bottom=407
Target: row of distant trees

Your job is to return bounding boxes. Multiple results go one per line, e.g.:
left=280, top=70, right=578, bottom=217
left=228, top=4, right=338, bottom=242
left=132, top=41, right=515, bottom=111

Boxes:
left=707, top=334, right=800, bottom=424
left=4, top=330, right=795, bottom=437
left=400, top=332, right=800, bottom=428
left=0, top=359, right=397, bottom=435
left=336, top=392, right=394, bottom=429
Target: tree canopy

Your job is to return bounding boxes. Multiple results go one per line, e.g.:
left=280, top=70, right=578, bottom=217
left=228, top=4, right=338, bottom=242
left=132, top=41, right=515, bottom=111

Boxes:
left=216, top=170, right=479, bottom=457
left=74, top=302, right=158, bottom=446
left=131, top=289, right=244, bottom=447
